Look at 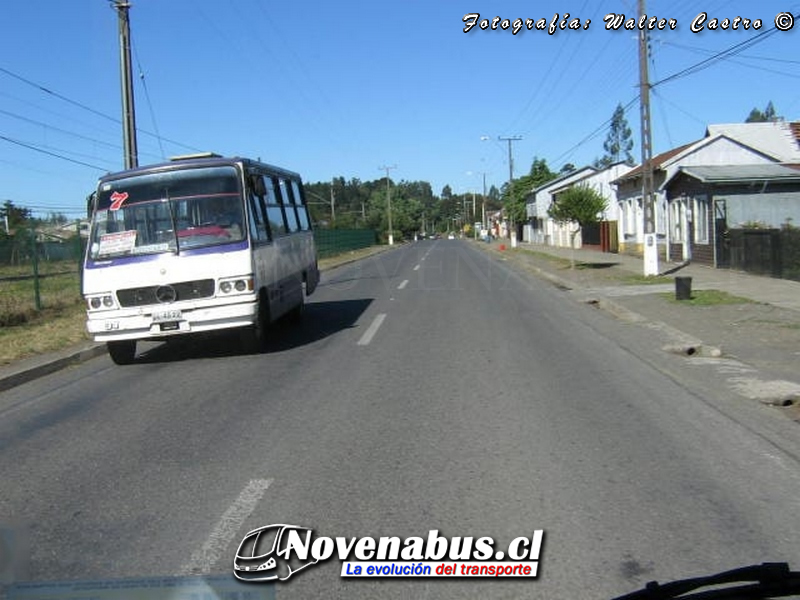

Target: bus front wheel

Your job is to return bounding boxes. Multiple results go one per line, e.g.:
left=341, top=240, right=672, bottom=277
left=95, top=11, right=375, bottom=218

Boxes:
left=241, top=294, right=269, bottom=353
left=288, top=292, right=304, bottom=324
left=107, top=340, right=136, bottom=365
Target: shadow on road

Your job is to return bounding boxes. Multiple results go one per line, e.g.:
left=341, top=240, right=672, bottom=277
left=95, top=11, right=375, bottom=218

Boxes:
left=133, top=298, right=373, bottom=363
left=576, top=261, right=620, bottom=270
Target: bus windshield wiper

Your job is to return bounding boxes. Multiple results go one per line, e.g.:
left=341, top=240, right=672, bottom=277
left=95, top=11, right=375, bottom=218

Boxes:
left=612, top=563, right=800, bottom=600
left=164, top=190, right=179, bottom=255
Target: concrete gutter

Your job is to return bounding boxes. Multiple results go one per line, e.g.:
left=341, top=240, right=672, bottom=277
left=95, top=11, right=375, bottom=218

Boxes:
left=0, top=343, right=107, bottom=393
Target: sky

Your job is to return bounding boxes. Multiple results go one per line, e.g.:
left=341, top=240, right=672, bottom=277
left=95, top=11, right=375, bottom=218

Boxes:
left=1, top=0, right=799, bottom=219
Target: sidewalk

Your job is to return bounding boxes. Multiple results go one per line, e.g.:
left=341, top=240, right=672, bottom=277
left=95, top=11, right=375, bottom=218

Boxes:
left=509, top=242, right=800, bottom=312
left=485, top=240, right=800, bottom=408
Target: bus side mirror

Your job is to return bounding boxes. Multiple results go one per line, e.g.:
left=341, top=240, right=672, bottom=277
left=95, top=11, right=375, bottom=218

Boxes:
left=86, top=191, right=96, bottom=218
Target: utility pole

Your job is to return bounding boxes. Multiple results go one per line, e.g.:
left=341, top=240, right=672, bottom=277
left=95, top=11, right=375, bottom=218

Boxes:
left=471, top=191, right=476, bottom=222
left=498, top=135, right=522, bottom=244
left=115, top=1, right=138, bottom=169
left=379, top=165, right=397, bottom=245
left=482, top=172, right=487, bottom=230
left=638, top=0, right=658, bottom=275
left=330, top=178, right=336, bottom=223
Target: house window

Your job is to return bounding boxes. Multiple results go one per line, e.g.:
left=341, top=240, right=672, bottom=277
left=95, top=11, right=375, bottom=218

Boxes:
left=657, top=197, right=667, bottom=236
left=622, top=198, right=638, bottom=238
left=671, top=201, right=683, bottom=242
left=693, top=196, right=709, bottom=244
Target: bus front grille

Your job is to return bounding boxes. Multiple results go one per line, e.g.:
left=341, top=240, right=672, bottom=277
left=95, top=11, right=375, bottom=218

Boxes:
left=116, top=279, right=216, bottom=307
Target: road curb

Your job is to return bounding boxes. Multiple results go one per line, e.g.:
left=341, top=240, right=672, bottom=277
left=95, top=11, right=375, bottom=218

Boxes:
left=0, top=344, right=107, bottom=393
left=488, top=243, right=727, bottom=360
left=586, top=296, right=723, bottom=358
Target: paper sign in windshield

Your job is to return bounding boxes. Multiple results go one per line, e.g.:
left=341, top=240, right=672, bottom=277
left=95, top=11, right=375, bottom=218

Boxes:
left=98, top=230, right=136, bottom=256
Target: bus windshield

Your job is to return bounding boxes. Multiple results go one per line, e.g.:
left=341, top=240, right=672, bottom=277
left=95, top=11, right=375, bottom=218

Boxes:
left=89, top=165, right=246, bottom=259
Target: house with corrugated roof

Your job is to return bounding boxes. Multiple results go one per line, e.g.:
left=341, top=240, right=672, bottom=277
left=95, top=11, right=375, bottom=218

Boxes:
left=662, top=162, right=800, bottom=275
left=612, top=120, right=800, bottom=259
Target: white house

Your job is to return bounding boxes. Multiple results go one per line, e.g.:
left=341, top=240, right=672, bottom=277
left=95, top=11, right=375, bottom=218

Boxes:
left=525, top=166, right=595, bottom=244
left=525, top=163, right=634, bottom=249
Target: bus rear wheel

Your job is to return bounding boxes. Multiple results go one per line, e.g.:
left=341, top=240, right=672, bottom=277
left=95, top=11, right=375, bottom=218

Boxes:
left=107, top=340, right=136, bottom=365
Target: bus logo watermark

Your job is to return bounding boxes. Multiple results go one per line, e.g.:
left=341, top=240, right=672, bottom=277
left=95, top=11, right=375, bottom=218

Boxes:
left=233, top=526, right=545, bottom=582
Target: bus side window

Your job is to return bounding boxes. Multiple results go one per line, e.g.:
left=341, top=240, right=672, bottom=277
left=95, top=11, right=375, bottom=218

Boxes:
left=292, top=180, right=311, bottom=231
left=264, top=177, right=287, bottom=237
left=247, top=183, right=270, bottom=242
left=278, top=178, right=299, bottom=233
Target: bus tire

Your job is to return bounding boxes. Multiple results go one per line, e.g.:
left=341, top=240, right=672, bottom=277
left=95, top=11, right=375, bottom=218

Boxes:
left=241, top=293, right=269, bottom=353
left=107, top=340, right=136, bottom=365
left=288, top=292, right=304, bottom=324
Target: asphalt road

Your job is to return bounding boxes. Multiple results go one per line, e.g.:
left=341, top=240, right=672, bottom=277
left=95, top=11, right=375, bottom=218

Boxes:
left=1, top=240, right=799, bottom=600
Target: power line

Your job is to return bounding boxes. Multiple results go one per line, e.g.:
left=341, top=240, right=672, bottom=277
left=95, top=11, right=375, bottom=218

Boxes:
left=662, top=41, right=800, bottom=66
left=0, top=66, right=119, bottom=124
left=0, top=134, right=107, bottom=170
left=652, top=19, right=792, bottom=88
left=0, top=65, right=203, bottom=153
left=132, top=41, right=166, bottom=161
left=0, top=108, right=122, bottom=153
left=548, top=96, right=639, bottom=168
left=544, top=11, right=800, bottom=170
left=659, top=41, right=800, bottom=81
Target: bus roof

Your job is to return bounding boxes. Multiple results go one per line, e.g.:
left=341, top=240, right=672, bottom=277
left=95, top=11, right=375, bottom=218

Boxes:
left=96, top=156, right=303, bottom=185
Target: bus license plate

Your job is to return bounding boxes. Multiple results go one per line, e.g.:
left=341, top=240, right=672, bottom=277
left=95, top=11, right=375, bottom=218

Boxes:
left=152, top=309, right=182, bottom=323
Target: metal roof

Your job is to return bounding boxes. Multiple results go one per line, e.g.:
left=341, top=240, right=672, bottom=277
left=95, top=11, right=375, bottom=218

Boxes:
left=705, top=121, right=800, bottom=162
left=674, top=163, right=800, bottom=184
left=613, top=142, right=696, bottom=182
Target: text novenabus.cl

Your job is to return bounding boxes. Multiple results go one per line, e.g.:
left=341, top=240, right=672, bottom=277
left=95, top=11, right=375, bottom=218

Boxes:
left=233, top=526, right=545, bottom=581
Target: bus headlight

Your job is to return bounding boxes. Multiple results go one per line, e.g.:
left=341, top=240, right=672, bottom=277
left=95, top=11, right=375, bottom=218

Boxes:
left=87, top=294, right=116, bottom=311
left=218, top=277, right=253, bottom=295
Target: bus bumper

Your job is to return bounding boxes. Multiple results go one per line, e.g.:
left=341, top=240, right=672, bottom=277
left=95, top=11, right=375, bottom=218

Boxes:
left=86, top=299, right=257, bottom=342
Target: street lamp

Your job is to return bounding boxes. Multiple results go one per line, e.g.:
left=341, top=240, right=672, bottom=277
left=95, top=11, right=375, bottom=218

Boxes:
left=478, top=137, right=496, bottom=232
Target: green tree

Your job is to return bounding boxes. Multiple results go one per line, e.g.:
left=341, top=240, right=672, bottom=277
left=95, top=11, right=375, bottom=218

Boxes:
left=502, top=157, right=557, bottom=228
left=559, top=163, right=576, bottom=175
left=45, top=211, right=69, bottom=225
left=547, top=185, right=607, bottom=267
left=1, top=200, right=32, bottom=236
left=598, top=103, right=634, bottom=167
left=745, top=101, right=782, bottom=122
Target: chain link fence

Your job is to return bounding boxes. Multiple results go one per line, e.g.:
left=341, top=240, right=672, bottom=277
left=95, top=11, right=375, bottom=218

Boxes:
left=314, top=229, right=378, bottom=258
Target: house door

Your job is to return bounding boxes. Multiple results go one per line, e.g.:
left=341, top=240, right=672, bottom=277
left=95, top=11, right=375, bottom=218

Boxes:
left=714, top=199, right=729, bottom=268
